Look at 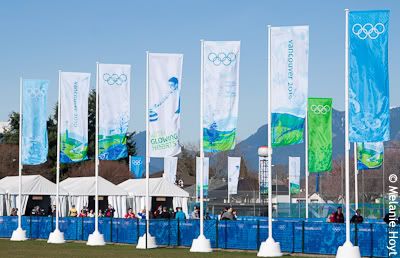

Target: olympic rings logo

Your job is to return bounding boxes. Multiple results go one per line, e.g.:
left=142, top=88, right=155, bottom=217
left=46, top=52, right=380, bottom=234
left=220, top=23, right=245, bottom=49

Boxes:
left=352, top=23, right=385, bottom=40
left=103, top=73, right=128, bottom=86
left=310, top=105, right=330, bottom=115
left=208, top=52, right=237, bottom=66
left=131, top=159, right=142, bottom=166
left=27, top=87, right=46, bottom=98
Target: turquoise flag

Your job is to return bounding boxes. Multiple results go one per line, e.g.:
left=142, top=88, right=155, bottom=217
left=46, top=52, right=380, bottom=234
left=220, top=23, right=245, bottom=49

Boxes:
left=22, top=79, right=49, bottom=165
left=349, top=10, right=390, bottom=142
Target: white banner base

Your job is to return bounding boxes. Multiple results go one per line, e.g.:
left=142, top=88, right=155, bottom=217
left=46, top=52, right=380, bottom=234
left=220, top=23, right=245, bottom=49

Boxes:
left=257, top=237, right=282, bottom=257
left=190, top=234, right=212, bottom=253
left=136, top=234, right=158, bottom=249
left=10, top=227, right=27, bottom=241
left=86, top=230, right=105, bottom=246
left=336, top=241, right=361, bottom=258
left=47, top=229, right=65, bottom=244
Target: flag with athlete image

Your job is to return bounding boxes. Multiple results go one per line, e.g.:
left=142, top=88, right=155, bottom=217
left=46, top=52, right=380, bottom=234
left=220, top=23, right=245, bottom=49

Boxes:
left=148, top=53, right=183, bottom=157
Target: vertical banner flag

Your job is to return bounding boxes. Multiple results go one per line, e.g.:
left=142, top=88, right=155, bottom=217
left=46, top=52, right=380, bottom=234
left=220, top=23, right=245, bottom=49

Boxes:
left=22, top=80, right=49, bottom=165
left=60, top=72, right=90, bottom=163
left=203, top=41, right=240, bottom=152
left=357, top=142, right=384, bottom=170
left=228, top=157, right=241, bottom=195
left=196, top=157, right=209, bottom=198
left=129, top=156, right=144, bottom=178
left=259, top=157, right=269, bottom=194
left=289, top=156, right=301, bottom=194
left=308, top=98, right=333, bottom=173
left=98, top=64, right=131, bottom=160
left=163, top=156, right=178, bottom=184
left=271, top=26, right=309, bottom=147
left=149, top=53, right=183, bottom=157
left=349, top=10, right=390, bottom=142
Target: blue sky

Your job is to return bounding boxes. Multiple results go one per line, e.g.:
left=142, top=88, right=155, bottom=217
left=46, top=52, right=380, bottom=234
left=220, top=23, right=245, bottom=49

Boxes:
left=0, top=1, right=398, bottom=143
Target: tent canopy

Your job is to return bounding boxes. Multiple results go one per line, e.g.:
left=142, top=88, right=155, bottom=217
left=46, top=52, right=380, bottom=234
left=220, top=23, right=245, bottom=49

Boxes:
left=60, top=176, right=127, bottom=196
left=118, top=178, right=189, bottom=197
left=0, top=175, right=68, bottom=195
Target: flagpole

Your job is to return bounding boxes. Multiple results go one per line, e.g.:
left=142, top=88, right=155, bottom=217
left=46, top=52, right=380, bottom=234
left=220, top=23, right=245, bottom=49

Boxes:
left=305, top=103, right=309, bottom=219
left=336, top=8, right=361, bottom=258
left=137, top=51, right=157, bottom=249
left=190, top=40, right=212, bottom=253
left=354, top=143, right=358, bottom=211
left=87, top=62, right=105, bottom=246
left=258, top=25, right=282, bottom=257
left=11, top=77, right=27, bottom=241
left=48, top=70, right=65, bottom=243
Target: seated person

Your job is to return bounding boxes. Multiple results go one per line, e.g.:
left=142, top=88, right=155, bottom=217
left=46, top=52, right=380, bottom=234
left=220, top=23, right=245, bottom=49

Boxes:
left=124, top=208, right=136, bottom=219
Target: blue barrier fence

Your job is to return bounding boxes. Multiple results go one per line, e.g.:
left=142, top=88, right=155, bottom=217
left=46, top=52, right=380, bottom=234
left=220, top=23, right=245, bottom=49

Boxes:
left=0, top=216, right=397, bottom=257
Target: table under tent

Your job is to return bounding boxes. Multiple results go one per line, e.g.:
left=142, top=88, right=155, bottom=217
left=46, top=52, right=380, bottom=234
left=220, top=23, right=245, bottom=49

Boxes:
left=118, top=177, right=190, bottom=216
left=0, top=175, right=68, bottom=216
left=60, top=176, right=127, bottom=218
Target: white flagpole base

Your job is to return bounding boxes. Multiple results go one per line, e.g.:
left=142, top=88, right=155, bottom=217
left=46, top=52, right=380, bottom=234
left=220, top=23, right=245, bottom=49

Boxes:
left=257, top=237, right=282, bottom=257
left=47, top=229, right=65, bottom=244
left=136, top=233, right=158, bottom=249
left=10, top=227, right=27, bottom=241
left=86, top=230, right=106, bottom=246
left=336, top=241, right=361, bottom=258
left=190, top=234, right=212, bottom=253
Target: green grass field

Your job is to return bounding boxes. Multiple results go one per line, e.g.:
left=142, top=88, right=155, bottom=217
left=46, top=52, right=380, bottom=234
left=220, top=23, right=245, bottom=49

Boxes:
left=0, top=239, right=327, bottom=258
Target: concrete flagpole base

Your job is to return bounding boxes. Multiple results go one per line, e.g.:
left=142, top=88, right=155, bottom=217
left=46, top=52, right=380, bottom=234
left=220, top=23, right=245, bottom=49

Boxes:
left=257, top=237, right=282, bottom=257
left=47, top=229, right=65, bottom=244
left=336, top=241, right=361, bottom=258
left=10, top=227, right=27, bottom=241
left=136, top=233, right=158, bottom=249
left=86, top=230, right=106, bottom=246
left=190, top=234, right=212, bottom=253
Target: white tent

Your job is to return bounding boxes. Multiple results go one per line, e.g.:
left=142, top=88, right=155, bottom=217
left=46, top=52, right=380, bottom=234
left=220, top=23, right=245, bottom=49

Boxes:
left=0, top=175, right=68, bottom=216
left=60, top=176, right=127, bottom=218
left=118, top=178, right=190, bottom=216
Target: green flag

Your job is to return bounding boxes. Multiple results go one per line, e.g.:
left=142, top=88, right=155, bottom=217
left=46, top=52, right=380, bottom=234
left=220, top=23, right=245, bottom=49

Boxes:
left=308, top=98, right=332, bottom=173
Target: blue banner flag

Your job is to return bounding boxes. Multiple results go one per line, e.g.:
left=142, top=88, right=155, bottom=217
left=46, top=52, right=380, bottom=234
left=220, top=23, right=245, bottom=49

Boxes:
left=129, top=156, right=144, bottom=178
left=349, top=10, right=390, bottom=142
left=22, top=79, right=49, bottom=165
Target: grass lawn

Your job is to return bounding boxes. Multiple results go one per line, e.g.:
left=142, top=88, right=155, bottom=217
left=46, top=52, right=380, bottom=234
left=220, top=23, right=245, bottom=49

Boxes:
left=0, top=239, right=328, bottom=258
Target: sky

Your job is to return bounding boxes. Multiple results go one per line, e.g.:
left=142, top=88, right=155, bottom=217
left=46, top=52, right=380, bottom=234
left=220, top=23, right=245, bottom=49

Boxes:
left=0, top=0, right=399, bottom=143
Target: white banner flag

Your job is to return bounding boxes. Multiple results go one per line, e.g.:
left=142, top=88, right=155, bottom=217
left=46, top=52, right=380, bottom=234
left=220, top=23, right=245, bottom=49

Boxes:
left=270, top=26, right=309, bottom=147
left=259, top=157, right=269, bottom=194
left=203, top=41, right=240, bottom=153
left=196, top=157, right=209, bottom=198
left=149, top=53, right=183, bottom=157
left=228, top=157, right=241, bottom=195
left=98, top=63, right=131, bottom=160
left=163, top=156, right=178, bottom=184
left=289, top=156, right=301, bottom=194
left=60, top=72, right=90, bottom=163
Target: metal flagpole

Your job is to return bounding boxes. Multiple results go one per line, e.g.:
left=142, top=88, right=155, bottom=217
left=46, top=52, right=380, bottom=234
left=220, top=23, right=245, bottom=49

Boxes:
left=137, top=51, right=157, bottom=249
left=190, top=40, right=211, bottom=253
left=48, top=70, right=65, bottom=243
left=305, top=104, right=309, bottom=219
left=336, top=9, right=361, bottom=258
left=11, top=77, right=27, bottom=241
left=257, top=25, right=282, bottom=257
left=354, top=143, right=359, bottom=211
left=87, top=62, right=105, bottom=245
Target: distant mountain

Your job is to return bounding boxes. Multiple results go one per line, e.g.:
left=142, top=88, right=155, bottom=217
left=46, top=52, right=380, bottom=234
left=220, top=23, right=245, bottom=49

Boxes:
left=133, top=107, right=400, bottom=173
